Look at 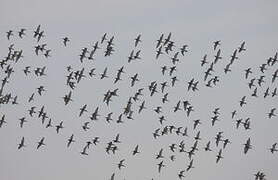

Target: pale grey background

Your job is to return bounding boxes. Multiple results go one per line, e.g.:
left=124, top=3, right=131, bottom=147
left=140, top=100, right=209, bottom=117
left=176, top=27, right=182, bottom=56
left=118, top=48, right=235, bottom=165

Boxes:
left=0, top=0, right=277, bottom=180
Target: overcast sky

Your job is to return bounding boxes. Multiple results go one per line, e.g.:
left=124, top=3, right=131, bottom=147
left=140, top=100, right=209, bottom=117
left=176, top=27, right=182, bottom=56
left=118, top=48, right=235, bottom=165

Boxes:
left=0, top=0, right=277, bottom=180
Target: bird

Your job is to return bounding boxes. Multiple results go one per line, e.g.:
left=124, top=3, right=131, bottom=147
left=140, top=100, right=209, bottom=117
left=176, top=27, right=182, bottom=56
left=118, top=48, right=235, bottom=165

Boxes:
left=230, top=49, right=238, bottom=64
left=134, top=34, right=142, bottom=47
left=186, top=159, right=194, bottom=171
left=6, top=30, right=13, bottom=40
left=67, top=134, right=75, bottom=147
left=37, top=137, right=46, bottom=149
left=216, top=149, right=223, bottom=163
left=214, top=49, right=222, bottom=64
left=79, top=104, right=88, bottom=117
left=63, top=37, right=70, bottom=46
left=33, top=25, right=41, bottom=38
left=180, top=45, right=188, bottom=56
left=269, top=143, right=277, bottom=153
left=100, top=67, right=108, bottom=79
left=244, top=68, right=252, bottom=79
left=117, top=159, right=125, bottom=170
left=178, top=170, right=185, bottom=179
left=223, top=139, right=231, bottom=149
left=156, top=46, right=163, bottom=59
left=130, top=73, right=139, bottom=87
left=243, top=138, right=252, bottom=154
left=156, top=148, right=164, bottom=159
left=204, top=141, right=212, bottom=151
left=82, top=122, right=90, bottom=131
left=239, top=96, right=247, bottom=107
left=113, top=133, right=121, bottom=143
left=18, top=137, right=26, bottom=149
left=55, top=121, right=64, bottom=133
left=18, top=28, right=26, bottom=38
left=268, top=108, right=276, bottom=118
left=90, top=107, right=100, bottom=121
left=80, top=146, right=88, bottom=155
left=101, top=33, right=107, bottom=44
left=213, top=40, right=221, bottom=50
left=92, top=137, right=100, bottom=145
left=46, top=119, right=53, bottom=128
left=238, top=41, right=246, bottom=53
left=19, top=117, right=27, bottom=128
left=138, top=101, right=146, bottom=113
left=157, top=160, right=165, bottom=173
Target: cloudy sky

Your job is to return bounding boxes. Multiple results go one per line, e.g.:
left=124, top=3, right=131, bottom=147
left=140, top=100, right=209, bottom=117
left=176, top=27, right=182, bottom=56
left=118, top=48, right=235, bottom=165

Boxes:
left=0, top=0, right=277, bottom=180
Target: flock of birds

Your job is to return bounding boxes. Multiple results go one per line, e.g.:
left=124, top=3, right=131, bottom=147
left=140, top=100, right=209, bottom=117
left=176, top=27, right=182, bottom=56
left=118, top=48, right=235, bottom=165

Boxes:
left=0, top=25, right=277, bottom=180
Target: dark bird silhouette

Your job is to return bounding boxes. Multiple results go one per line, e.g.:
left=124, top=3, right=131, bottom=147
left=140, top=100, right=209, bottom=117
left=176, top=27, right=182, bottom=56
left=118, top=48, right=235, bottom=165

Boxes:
left=251, top=87, right=258, bottom=97
left=101, top=33, right=107, bottom=44
left=92, top=137, right=100, bottom=145
left=178, top=170, right=185, bottom=179
left=18, top=137, right=26, bottom=149
left=82, top=122, right=90, bottom=131
left=55, top=121, right=64, bottom=133
left=171, top=52, right=179, bottom=64
left=156, top=46, right=163, bottom=59
left=28, top=106, right=36, bottom=117
left=204, top=141, right=212, bottom=151
left=90, top=107, right=100, bottom=121
left=33, top=25, right=41, bottom=38
left=272, top=88, right=277, bottom=97
left=244, top=68, right=252, bottom=79
left=63, top=91, right=73, bottom=105
left=269, top=143, right=277, bottom=153
left=156, top=34, right=164, bottom=48
left=134, top=34, right=142, bottom=47
left=156, top=148, right=164, bottom=159
left=46, top=119, right=52, bottom=128
left=100, top=67, right=108, bottom=79
left=224, top=63, right=231, bottom=74
left=6, top=30, right=13, bottom=40
left=37, top=137, right=46, bottom=149
left=259, top=63, right=267, bottom=73
left=117, top=159, right=125, bottom=170
left=223, top=139, right=231, bottom=149
left=19, top=117, right=27, bottom=128
left=213, top=40, right=221, bottom=50
left=157, top=160, right=165, bottom=173
left=216, top=149, right=223, bottom=163
left=63, top=37, right=70, bottom=46
left=132, top=145, right=140, bottom=155
left=214, top=49, right=222, bottom=64
left=186, top=159, right=194, bottom=171
left=268, top=108, right=276, bottom=119
left=79, top=104, right=88, bottom=117
left=113, top=133, right=121, bottom=143
left=131, top=73, right=139, bottom=87
left=180, top=45, right=188, bottom=56
left=272, top=69, right=278, bottom=83
left=80, top=146, right=88, bottom=155
left=0, top=115, right=7, bottom=128
left=239, top=96, right=247, bottom=107
left=201, top=54, right=208, bottom=66
left=243, top=138, right=252, bottom=154
left=230, top=49, right=238, bottom=64
left=18, top=28, right=26, bottom=38
left=238, top=41, right=246, bottom=53
left=67, top=134, right=75, bottom=147
left=138, top=101, right=146, bottom=113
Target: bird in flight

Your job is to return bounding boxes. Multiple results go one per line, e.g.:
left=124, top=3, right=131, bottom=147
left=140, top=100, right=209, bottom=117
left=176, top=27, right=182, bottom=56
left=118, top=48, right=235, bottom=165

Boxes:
left=37, top=137, right=46, bottom=149
left=63, top=37, right=70, bottom=46
left=18, top=137, right=26, bottom=149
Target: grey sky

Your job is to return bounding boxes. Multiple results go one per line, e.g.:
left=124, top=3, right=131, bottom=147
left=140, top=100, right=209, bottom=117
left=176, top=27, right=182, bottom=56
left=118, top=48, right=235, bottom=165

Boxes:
left=0, top=0, right=277, bottom=180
